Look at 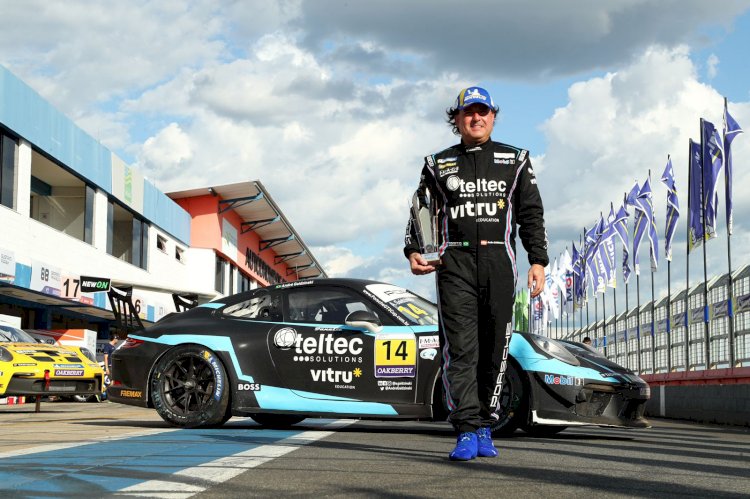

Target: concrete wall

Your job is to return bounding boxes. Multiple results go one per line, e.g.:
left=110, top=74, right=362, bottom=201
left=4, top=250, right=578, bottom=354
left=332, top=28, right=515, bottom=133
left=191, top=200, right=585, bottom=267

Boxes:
left=645, top=384, right=750, bottom=426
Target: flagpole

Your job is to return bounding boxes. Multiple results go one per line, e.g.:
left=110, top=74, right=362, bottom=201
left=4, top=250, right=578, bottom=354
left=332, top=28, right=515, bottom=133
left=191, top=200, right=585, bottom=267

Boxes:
left=636, top=272, right=642, bottom=373
left=667, top=259, right=672, bottom=370
left=686, top=140, right=692, bottom=371
left=650, top=261, right=656, bottom=374
left=613, top=270, right=618, bottom=361
left=700, top=118, right=711, bottom=369
left=665, top=155, right=673, bottom=372
left=624, top=191, right=630, bottom=370
left=724, top=97, right=736, bottom=368
left=647, top=169, right=656, bottom=374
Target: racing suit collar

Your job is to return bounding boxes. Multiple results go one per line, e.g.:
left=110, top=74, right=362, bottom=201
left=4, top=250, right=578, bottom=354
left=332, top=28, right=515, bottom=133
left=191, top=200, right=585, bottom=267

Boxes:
left=461, top=137, right=492, bottom=153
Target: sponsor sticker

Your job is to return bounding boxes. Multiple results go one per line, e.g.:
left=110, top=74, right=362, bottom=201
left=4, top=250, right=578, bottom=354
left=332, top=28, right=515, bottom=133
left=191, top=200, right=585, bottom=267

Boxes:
left=494, top=152, right=515, bottom=159
left=377, top=379, right=413, bottom=391
left=202, top=350, right=224, bottom=400
left=420, top=348, right=437, bottom=360
left=54, top=369, right=84, bottom=376
left=273, top=327, right=298, bottom=349
left=418, top=335, right=439, bottom=349
left=365, top=284, right=415, bottom=304
left=237, top=383, right=261, bottom=391
left=375, top=333, right=416, bottom=378
left=543, top=374, right=583, bottom=386
left=120, top=390, right=142, bottom=398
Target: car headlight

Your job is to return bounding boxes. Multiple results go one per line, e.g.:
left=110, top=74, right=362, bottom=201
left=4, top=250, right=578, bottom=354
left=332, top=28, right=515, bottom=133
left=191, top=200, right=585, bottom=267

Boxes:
left=529, top=334, right=580, bottom=366
left=79, top=347, right=97, bottom=363
left=0, top=346, right=13, bottom=362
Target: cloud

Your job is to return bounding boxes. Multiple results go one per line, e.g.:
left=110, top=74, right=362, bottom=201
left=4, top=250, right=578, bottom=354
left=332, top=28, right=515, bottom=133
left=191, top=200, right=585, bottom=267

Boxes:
left=707, top=53, right=720, bottom=79
left=296, top=0, right=750, bottom=80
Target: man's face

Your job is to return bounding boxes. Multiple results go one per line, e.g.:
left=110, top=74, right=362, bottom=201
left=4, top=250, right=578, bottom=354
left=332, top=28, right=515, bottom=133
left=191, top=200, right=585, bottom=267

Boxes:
left=456, top=103, right=495, bottom=145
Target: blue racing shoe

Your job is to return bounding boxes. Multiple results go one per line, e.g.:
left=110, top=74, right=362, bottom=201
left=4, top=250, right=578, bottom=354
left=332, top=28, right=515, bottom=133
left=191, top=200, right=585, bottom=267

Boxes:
left=449, top=432, right=478, bottom=461
left=476, top=427, right=498, bottom=458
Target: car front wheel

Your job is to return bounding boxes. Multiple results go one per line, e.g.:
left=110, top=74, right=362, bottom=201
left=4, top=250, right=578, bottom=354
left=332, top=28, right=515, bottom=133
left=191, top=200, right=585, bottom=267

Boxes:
left=150, top=345, right=230, bottom=428
left=490, top=360, right=528, bottom=436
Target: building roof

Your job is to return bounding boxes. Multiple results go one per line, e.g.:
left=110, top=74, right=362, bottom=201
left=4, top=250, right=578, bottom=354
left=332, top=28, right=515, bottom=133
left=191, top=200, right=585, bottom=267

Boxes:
left=168, top=180, right=327, bottom=280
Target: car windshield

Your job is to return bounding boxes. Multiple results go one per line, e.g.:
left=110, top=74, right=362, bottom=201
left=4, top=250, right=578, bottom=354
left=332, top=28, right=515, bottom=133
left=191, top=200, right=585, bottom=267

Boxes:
left=0, top=325, right=38, bottom=343
left=364, top=284, right=439, bottom=326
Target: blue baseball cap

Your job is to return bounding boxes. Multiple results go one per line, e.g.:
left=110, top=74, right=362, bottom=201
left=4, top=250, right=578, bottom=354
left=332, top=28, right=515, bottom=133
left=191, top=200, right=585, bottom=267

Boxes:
left=455, top=87, right=495, bottom=110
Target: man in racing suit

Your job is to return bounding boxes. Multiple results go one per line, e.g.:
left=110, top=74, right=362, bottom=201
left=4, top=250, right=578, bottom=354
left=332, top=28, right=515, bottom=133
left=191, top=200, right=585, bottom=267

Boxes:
left=404, top=87, right=548, bottom=461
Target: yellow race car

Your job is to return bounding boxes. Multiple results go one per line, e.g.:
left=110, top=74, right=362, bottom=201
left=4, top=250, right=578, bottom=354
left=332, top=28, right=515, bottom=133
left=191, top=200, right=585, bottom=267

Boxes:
left=0, top=324, right=105, bottom=398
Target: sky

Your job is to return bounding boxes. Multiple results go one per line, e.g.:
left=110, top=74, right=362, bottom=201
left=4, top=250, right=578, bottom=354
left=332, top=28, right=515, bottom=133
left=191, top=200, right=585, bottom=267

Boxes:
left=2, top=0, right=750, bottom=328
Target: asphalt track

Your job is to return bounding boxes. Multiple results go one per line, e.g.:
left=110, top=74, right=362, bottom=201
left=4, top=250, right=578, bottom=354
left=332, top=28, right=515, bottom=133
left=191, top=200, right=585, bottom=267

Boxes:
left=0, top=401, right=748, bottom=498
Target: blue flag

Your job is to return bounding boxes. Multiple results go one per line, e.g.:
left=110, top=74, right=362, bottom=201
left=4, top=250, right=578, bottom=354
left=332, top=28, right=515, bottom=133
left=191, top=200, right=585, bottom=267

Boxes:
left=585, top=218, right=604, bottom=292
left=612, top=201, right=631, bottom=283
left=632, top=175, right=659, bottom=274
left=701, top=119, right=723, bottom=240
left=660, top=156, right=680, bottom=261
left=572, top=243, right=584, bottom=308
left=687, top=139, right=704, bottom=252
left=625, top=181, right=640, bottom=208
left=723, top=101, right=743, bottom=235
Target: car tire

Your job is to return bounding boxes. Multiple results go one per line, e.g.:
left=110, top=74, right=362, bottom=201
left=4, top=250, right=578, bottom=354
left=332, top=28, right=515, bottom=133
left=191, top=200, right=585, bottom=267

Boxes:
left=490, top=360, right=528, bottom=436
left=522, top=425, right=567, bottom=436
left=150, top=345, right=230, bottom=428
left=249, top=413, right=305, bottom=428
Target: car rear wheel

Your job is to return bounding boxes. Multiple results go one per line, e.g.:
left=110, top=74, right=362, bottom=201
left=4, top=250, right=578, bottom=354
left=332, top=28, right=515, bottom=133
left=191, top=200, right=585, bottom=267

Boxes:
left=249, top=413, right=305, bottom=428
left=490, top=360, right=528, bottom=436
left=150, top=345, right=230, bottom=428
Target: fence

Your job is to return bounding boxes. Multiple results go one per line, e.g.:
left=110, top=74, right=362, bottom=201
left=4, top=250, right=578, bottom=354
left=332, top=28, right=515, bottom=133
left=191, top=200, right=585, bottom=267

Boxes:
left=561, top=266, right=750, bottom=373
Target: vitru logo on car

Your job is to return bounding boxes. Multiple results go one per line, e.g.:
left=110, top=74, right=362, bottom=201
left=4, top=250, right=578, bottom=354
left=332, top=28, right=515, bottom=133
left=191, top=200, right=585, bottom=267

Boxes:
left=310, top=368, right=358, bottom=383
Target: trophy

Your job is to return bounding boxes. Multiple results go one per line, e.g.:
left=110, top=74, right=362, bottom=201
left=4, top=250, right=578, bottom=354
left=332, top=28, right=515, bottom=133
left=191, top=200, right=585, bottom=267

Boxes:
left=410, top=187, right=442, bottom=266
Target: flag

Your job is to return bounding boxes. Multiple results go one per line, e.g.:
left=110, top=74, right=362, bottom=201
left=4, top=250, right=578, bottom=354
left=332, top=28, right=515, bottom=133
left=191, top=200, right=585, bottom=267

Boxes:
left=584, top=217, right=604, bottom=292
left=660, top=156, right=680, bottom=261
left=632, top=175, right=659, bottom=274
left=560, top=248, right=574, bottom=315
left=701, top=119, right=723, bottom=239
left=612, top=201, right=631, bottom=283
left=625, top=181, right=640, bottom=208
left=723, top=100, right=743, bottom=235
left=571, top=243, right=583, bottom=308
left=687, top=138, right=705, bottom=252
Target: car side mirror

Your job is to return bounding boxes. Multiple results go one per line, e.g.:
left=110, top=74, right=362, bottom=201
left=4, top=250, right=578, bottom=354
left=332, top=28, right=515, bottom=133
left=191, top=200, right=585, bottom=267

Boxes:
left=345, top=310, right=383, bottom=334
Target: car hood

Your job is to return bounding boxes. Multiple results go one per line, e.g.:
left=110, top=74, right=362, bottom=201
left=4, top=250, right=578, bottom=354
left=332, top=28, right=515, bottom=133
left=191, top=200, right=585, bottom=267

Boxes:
left=0, top=342, right=92, bottom=364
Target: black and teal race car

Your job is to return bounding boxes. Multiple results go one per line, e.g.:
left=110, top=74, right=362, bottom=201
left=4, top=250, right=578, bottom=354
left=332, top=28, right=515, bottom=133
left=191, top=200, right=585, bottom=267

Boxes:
left=109, top=278, right=650, bottom=435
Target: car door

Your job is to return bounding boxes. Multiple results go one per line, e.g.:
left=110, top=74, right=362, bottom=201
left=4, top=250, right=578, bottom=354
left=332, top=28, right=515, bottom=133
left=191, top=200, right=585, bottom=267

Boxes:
left=267, top=285, right=418, bottom=403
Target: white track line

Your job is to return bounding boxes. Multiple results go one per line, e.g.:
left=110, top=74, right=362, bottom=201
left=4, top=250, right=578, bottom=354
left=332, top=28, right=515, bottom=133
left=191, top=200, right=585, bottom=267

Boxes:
left=116, top=419, right=355, bottom=498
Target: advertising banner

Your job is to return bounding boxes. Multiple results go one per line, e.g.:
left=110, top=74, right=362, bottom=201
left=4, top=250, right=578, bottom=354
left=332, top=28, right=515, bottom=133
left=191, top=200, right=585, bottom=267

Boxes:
left=30, top=259, right=62, bottom=296
left=0, top=248, right=14, bottom=283
left=222, top=218, right=238, bottom=260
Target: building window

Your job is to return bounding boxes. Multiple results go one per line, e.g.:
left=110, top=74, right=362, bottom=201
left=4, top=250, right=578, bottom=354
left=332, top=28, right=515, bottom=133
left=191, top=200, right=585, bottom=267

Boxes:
left=157, top=235, right=167, bottom=253
left=0, top=133, right=17, bottom=210
left=175, top=246, right=184, bottom=263
left=215, top=256, right=226, bottom=293
left=107, top=199, right=148, bottom=270
left=84, top=185, right=95, bottom=244
left=29, top=149, right=92, bottom=242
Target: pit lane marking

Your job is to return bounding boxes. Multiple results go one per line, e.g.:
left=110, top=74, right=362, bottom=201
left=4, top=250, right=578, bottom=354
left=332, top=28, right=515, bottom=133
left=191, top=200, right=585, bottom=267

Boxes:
left=0, top=418, right=354, bottom=497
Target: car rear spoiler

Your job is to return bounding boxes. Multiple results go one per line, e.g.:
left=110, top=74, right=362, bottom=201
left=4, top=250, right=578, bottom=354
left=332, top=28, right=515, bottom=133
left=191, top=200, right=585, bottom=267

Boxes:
left=107, top=285, right=145, bottom=334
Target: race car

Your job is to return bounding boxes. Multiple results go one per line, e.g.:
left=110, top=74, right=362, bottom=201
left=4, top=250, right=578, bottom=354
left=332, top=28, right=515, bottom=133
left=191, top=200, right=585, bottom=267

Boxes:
left=0, top=325, right=105, bottom=398
left=109, top=278, right=650, bottom=434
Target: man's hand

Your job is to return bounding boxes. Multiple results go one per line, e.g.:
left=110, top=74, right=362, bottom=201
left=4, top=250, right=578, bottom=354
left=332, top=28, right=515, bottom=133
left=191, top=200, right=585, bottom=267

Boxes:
left=409, top=253, right=436, bottom=275
left=528, top=263, right=545, bottom=298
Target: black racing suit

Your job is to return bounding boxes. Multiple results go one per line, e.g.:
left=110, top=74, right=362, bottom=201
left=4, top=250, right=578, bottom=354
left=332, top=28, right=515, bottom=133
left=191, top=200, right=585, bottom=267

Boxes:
left=404, top=139, right=548, bottom=433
